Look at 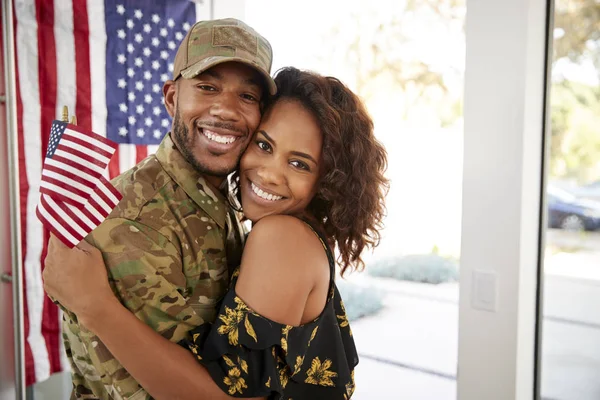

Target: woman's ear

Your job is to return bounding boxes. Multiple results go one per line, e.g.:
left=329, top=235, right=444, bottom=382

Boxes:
left=163, top=80, right=177, bottom=118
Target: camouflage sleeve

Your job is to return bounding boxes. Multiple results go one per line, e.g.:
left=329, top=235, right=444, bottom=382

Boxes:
left=66, top=217, right=204, bottom=400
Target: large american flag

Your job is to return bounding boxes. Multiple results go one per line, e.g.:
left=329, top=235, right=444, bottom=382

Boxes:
left=12, top=0, right=209, bottom=386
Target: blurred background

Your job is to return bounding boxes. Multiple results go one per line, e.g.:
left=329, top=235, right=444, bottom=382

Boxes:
left=2, top=0, right=599, bottom=399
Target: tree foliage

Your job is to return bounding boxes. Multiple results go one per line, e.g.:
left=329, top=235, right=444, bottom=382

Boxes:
left=551, top=0, right=600, bottom=180
left=319, top=0, right=465, bottom=124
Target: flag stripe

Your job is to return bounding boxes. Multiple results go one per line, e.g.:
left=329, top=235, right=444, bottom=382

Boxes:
left=36, top=201, right=80, bottom=247
left=135, top=145, right=148, bottom=164
left=53, top=148, right=107, bottom=174
left=13, top=1, right=36, bottom=385
left=73, top=0, right=92, bottom=131
left=61, top=133, right=114, bottom=159
left=66, top=123, right=117, bottom=150
left=56, top=139, right=111, bottom=166
left=42, top=163, right=97, bottom=190
left=43, top=195, right=89, bottom=239
left=90, top=190, right=112, bottom=215
left=40, top=173, right=91, bottom=199
left=36, top=208, right=76, bottom=249
left=37, top=0, right=62, bottom=383
left=39, top=195, right=86, bottom=241
left=109, top=148, right=120, bottom=179
left=53, top=0, right=76, bottom=134
left=21, top=0, right=52, bottom=384
left=83, top=198, right=106, bottom=224
left=97, top=178, right=120, bottom=205
left=47, top=155, right=103, bottom=182
left=64, top=202, right=97, bottom=231
left=39, top=185, right=87, bottom=207
left=87, top=0, right=107, bottom=142
left=99, top=175, right=122, bottom=200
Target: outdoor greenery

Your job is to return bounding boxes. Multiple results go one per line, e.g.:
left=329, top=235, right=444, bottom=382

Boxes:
left=336, top=280, right=384, bottom=321
left=550, top=80, right=600, bottom=180
left=324, top=0, right=600, bottom=181
left=550, top=0, right=600, bottom=181
left=368, top=253, right=459, bottom=284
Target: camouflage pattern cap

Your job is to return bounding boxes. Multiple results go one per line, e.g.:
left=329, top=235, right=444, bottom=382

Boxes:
left=173, top=18, right=277, bottom=95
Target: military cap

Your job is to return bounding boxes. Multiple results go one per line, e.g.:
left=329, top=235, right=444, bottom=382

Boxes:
left=173, top=18, right=277, bottom=95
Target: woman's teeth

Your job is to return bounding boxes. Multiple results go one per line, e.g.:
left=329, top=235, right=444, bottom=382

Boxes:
left=203, top=129, right=237, bottom=144
left=251, top=182, right=282, bottom=201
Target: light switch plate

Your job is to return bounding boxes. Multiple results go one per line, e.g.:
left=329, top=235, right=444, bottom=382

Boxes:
left=472, top=270, right=497, bottom=312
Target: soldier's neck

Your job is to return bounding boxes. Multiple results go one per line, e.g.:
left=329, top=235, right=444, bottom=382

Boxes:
left=204, top=175, right=226, bottom=190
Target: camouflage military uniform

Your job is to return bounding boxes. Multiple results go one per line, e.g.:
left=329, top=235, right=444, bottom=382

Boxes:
left=61, top=133, right=245, bottom=400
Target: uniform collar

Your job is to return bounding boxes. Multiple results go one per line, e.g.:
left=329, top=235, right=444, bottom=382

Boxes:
left=155, top=133, right=227, bottom=229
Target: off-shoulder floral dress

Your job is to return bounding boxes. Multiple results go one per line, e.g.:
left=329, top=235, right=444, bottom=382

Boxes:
left=180, top=222, right=358, bottom=399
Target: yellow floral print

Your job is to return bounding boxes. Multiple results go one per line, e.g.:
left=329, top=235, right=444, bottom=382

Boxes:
left=217, top=297, right=258, bottom=345
left=292, top=356, right=304, bottom=376
left=223, top=367, right=247, bottom=395
left=279, top=365, right=290, bottom=389
left=337, top=301, right=349, bottom=328
left=336, top=301, right=352, bottom=336
left=218, top=306, right=245, bottom=345
left=245, top=315, right=257, bottom=342
left=305, top=357, right=337, bottom=387
left=308, top=326, right=319, bottom=346
left=265, top=376, right=271, bottom=388
left=345, top=369, right=355, bottom=397
left=281, top=325, right=292, bottom=354
left=238, top=357, right=248, bottom=374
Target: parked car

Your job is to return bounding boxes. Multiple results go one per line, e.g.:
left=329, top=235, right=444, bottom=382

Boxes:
left=547, top=185, right=600, bottom=231
left=571, top=180, right=600, bottom=202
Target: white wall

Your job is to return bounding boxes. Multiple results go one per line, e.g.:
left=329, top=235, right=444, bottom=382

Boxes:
left=458, top=0, right=549, bottom=399
left=214, top=0, right=246, bottom=19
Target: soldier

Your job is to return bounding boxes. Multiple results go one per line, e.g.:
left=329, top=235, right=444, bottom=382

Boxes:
left=55, top=18, right=276, bottom=400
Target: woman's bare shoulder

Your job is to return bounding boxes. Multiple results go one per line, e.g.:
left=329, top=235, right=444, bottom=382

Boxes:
left=235, top=215, right=329, bottom=326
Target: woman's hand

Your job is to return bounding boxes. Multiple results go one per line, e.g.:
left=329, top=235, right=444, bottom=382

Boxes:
left=43, top=235, right=118, bottom=324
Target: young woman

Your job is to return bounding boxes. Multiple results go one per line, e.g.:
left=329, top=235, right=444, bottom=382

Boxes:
left=43, top=67, right=389, bottom=399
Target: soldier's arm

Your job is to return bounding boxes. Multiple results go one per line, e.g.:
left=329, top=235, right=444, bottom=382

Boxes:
left=80, top=294, right=264, bottom=400
left=80, top=217, right=206, bottom=399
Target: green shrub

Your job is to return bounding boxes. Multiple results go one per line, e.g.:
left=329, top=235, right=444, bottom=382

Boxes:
left=336, top=280, right=384, bottom=321
left=368, top=254, right=459, bottom=284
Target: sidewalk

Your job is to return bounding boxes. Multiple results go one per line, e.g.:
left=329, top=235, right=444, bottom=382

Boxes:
left=349, top=263, right=600, bottom=400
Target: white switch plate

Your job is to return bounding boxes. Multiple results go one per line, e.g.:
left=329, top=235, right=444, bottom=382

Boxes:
left=472, top=270, right=497, bottom=312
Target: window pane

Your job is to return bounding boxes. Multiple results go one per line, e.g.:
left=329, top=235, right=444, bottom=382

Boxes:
left=541, top=0, right=600, bottom=398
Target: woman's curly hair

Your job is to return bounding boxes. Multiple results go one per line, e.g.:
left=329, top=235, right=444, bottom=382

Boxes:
left=233, top=67, right=389, bottom=276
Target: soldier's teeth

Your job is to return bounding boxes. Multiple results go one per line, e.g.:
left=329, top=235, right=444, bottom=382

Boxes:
left=251, top=182, right=282, bottom=201
left=203, top=130, right=236, bottom=144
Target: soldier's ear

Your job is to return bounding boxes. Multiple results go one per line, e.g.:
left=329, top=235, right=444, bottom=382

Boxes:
left=163, top=80, right=177, bottom=118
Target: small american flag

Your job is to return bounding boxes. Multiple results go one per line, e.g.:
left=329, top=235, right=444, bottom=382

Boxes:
left=40, top=120, right=117, bottom=208
left=36, top=120, right=122, bottom=248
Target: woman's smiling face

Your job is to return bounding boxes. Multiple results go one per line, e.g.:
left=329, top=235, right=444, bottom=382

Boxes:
left=239, top=100, right=323, bottom=222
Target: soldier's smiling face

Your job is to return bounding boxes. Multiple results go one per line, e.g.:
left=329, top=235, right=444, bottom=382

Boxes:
left=163, top=62, right=263, bottom=183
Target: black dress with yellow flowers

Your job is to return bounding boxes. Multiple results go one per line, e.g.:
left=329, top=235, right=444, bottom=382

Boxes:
left=180, top=222, right=358, bottom=399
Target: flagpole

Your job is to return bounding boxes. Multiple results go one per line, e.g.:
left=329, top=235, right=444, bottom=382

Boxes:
left=2, top=0, right=26, bottom=398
